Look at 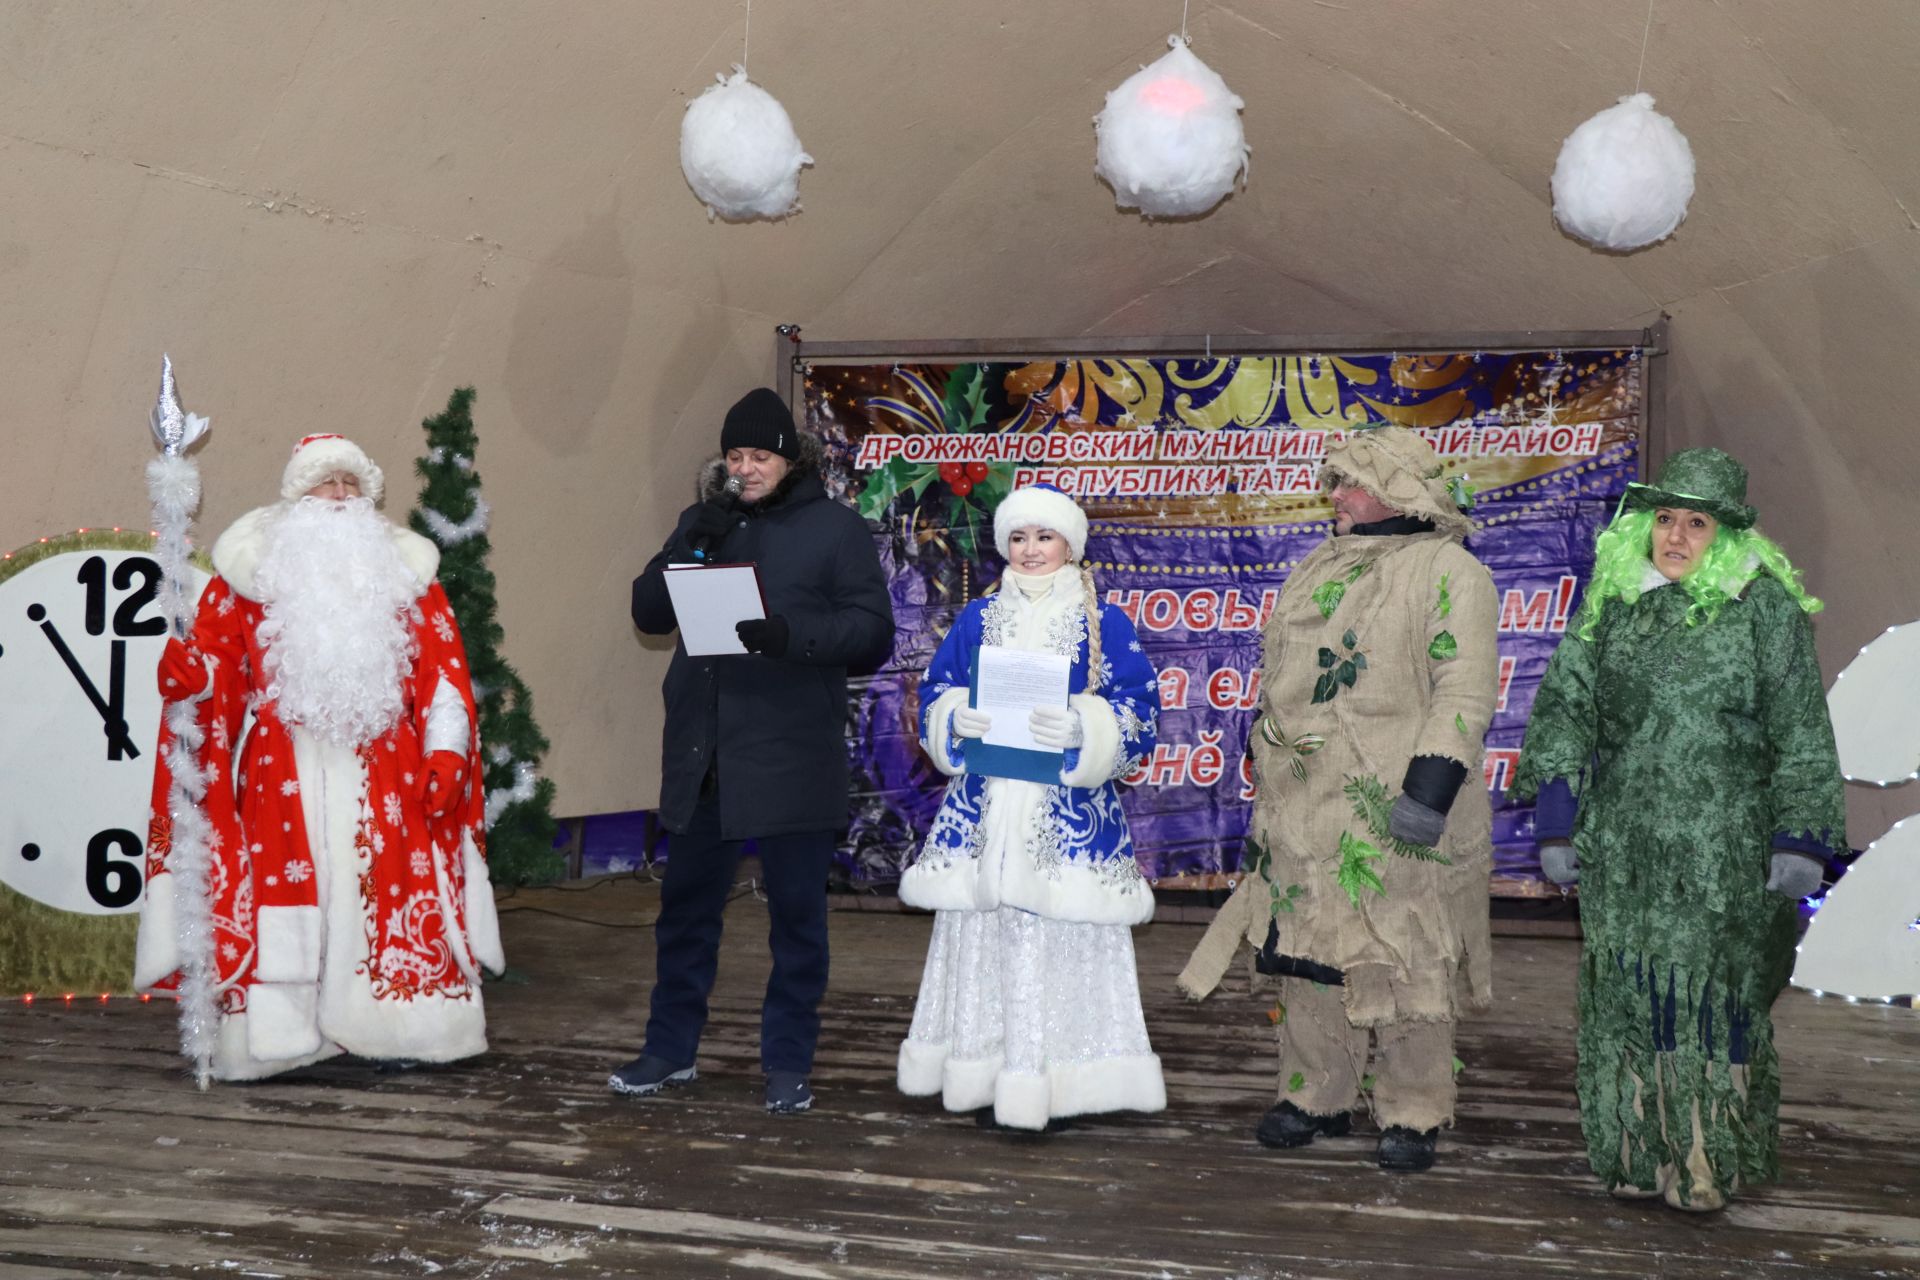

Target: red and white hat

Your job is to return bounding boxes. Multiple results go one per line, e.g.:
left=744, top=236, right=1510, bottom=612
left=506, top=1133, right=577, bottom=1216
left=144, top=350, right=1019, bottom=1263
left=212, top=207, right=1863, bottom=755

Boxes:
left=281, top=433, right=385, bottom=504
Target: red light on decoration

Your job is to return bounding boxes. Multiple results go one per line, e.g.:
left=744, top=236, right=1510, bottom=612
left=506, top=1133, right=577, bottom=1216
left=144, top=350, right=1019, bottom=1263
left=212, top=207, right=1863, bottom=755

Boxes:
left=1140, top=76, right=1207, bottom=115
left=21, top=993, right=33, bottom=1005
left=98, top=993, right=110, bottom=1003
left=140, top=993, right=152, bottom=1003
left=77, top=527, right=88, bottom=534
left=63, top=993, right=75, bottom=1003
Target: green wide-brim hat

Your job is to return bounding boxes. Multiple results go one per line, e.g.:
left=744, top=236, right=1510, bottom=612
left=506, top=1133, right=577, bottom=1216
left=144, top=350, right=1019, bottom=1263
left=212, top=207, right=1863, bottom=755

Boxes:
left=1624, top=446, right=1757, bottom=529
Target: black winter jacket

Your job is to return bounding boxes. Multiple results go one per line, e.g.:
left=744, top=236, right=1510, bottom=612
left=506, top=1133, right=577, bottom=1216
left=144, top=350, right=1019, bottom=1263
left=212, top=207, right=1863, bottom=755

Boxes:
left=632, top=455, right=895, bottom=838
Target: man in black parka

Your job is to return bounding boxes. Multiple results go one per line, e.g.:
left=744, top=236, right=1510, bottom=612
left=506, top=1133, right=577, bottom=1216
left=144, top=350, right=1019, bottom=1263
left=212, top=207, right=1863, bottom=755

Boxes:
left=611, top=387, right=895, bottom=1114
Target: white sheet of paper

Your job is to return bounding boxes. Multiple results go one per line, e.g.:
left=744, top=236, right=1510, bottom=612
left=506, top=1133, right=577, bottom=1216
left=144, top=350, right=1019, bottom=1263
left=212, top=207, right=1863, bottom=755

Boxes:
left=976, top=645, right=1071, bottom=751
left=662, top=564, right=766, bottom=656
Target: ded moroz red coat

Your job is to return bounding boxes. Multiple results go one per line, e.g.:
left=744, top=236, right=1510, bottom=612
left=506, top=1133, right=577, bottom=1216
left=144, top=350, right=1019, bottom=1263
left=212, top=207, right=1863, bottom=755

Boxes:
left=134, top=506, right=502, bottom=1080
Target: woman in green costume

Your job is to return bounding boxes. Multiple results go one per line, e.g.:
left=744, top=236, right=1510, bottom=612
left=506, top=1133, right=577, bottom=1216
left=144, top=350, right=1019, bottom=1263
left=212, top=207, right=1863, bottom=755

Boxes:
left=1511, top=447, right=1845, bottom=1212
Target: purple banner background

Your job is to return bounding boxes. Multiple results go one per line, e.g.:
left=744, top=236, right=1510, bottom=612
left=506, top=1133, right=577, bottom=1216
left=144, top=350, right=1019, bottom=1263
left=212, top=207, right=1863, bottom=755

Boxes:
left=807, top=351, right=1643, bottom=891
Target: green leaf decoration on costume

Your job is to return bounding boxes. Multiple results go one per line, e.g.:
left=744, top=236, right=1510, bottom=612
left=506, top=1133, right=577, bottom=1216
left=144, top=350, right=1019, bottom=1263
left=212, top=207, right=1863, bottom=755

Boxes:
left=1290, top=756, right=1308, bottom=783
left=1435, top=571, right=1453, bottom=619
left=1334, top=830, right=1387, bottom=906
left=1344, top=774, right=1452, bottom=864
left=1288, top=1071, right=1307, bottom=1092
left=1311, top=560, right=1373, bottom=619
left=1428, top=630, right=1458, bottom=661
left=1451, top=1056, right=1465, bottom=1076
left=1447, top=473, right=1476, bottom=512
left=1361, top=1074, right=1376, bottom=1091
left=1311, top=632, right=1369, bottom=705
left=1455, top=712, right=1467, bottom=735
left=1257, top=715, right=1286, bottom=748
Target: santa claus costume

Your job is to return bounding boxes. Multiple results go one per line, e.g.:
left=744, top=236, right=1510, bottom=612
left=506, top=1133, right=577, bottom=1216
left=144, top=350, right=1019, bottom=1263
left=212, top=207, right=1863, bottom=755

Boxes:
left=135, top=434, right=502, bottom=1081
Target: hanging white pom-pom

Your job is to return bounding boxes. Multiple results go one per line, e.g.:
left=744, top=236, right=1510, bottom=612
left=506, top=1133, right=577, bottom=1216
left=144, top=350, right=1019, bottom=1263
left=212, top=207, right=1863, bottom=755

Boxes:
left=680, top=65, right=812, bottom=222
left=1551, top=92, right=1695, bottom=252
left=1094, top=35, right=1249, bottom=219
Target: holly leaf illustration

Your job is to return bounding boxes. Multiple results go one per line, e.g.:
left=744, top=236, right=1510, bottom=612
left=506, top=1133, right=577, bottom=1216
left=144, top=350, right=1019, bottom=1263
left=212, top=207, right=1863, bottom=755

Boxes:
left=941, top=363, right=991, bottom=433
left=1428, top=630, right=1458, bottom=661
left=857, top=456, right=924, bottom=521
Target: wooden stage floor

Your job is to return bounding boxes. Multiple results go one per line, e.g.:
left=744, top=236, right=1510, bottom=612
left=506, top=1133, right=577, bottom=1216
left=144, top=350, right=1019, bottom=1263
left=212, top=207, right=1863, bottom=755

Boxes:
left=4, top=875, right=1917, bottom=1279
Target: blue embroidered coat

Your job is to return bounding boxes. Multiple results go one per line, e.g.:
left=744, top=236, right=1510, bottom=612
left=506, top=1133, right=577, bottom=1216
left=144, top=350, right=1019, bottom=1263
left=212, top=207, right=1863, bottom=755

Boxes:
left=899, top=571, right=1159, bottom=926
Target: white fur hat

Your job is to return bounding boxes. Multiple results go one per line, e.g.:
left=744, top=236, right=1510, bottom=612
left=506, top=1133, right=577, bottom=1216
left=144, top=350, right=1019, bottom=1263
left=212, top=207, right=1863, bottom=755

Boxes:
left=993, top=484, right=1088, bottom=562
left=281, top=433, right=385, bottom=504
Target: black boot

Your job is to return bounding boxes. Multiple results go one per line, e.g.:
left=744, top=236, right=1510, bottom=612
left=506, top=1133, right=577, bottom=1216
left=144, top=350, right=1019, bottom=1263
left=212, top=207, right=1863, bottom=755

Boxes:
left=1376, top=1125, right=1438, bottom=1171
left=1255, top=1099, right=1352, bottom=1149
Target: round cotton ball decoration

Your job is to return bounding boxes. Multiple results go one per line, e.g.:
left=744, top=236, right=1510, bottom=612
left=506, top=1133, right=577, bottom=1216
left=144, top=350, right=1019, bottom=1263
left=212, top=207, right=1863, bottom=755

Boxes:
left=680, top=66, right=813, bottom=222
left=1551, top=92, right=1695, bottom=252
left=1095, top=36, right=1250, bottom=219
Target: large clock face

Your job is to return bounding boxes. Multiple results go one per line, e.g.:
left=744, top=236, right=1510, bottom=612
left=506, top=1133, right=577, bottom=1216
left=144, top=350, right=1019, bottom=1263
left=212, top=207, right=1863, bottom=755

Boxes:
left=0, top=538, right=208, bottom=916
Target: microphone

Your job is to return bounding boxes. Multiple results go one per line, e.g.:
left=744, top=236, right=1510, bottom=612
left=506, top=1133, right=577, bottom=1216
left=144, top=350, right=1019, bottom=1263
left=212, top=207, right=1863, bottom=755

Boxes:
left=690, top=474, right=745, bottom=561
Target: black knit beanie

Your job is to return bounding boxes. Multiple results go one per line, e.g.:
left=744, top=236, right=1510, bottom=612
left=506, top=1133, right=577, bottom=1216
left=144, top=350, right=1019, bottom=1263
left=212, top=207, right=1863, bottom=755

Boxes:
left=720, top=388, right=800, bottom=460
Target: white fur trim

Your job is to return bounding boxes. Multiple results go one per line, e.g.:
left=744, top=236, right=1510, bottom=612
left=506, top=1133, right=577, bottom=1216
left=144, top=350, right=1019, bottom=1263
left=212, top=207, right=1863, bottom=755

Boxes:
left=254, top=905, right=323, bottom=983
left=462, top=834, right=506, bottom=975
left=212, top=505, right=440, bottom=602
left=423, top=674, right=470, bottom=756
left=941, top=1051, right=1005, bottom=1113
left=920, top=687, right=972, bottom=779
left=999, top=851, right=1155, bottom=926
left=281, top=434, right=385, bottom=504
left=897, top=1036, right=950, bottom=1096
left=247, top=982, right=324, bottom=1061
left=993, top=486, right=1088, bottom=561
left=898, top=856, right=985, bottom=913
left=133, top=871, right=179, bottom=990
left=1060, top=693, right=1122, bottom=788
left=211, top=1011, right=340, bottom=1082
left=989, top=1054, right=1167, bottom=1129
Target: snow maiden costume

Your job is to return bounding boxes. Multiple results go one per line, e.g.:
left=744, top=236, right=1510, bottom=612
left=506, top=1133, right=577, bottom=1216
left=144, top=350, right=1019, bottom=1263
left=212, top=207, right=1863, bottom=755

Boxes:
left=1511, top=447, right=1844, bottom=1211
left=135, top=434, right=500, bottom=1081
left=896, top=484, right=1167, bottom=1129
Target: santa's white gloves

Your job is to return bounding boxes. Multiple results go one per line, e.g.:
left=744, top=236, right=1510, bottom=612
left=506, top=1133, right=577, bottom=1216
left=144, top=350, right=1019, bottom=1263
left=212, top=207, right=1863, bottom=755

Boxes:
left=952, top=706, right=992, bottom=739
left=1765, top=850, right=1824, bottom=901
left=1028, top=704, right=1084, bottom=751
left=1540, top=840, right=1580, bottom=886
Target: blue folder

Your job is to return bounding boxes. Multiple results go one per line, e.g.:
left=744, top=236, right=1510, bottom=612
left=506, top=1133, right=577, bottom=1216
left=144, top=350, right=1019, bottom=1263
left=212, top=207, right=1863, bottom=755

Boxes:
left=960, top=648, right=1067, bottom=785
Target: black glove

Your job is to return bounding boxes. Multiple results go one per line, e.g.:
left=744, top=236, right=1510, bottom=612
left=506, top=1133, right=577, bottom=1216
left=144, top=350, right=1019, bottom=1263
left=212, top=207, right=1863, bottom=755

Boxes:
left=682, top=500, right=735, bottom=559
left=736, top=615, right=790, bottom=657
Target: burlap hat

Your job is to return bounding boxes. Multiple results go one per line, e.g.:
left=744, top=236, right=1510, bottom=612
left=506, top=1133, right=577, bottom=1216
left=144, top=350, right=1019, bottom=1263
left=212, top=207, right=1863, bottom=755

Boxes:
left=1320, top=424, right=1474, bottom=538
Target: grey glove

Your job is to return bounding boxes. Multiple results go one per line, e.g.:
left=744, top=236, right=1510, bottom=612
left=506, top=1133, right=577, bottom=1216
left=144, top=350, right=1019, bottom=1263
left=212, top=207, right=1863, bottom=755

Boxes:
left=1387, top=793, right=1446, bottom=847
left=1540, top=840, right=1580, bottom=886
left=1765, top=850, right=1824, bottom=900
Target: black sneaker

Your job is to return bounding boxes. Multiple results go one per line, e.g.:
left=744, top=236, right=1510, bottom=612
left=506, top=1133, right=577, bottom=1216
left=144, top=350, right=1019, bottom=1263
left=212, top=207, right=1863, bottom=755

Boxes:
left=608, top=1053, right=697, bottom=1097
left=764, top=1072, right=813, bottom=1114
left=1255, top=1099, right=1352, bottom=1149
left=1377, top=1125, right=1438, bottom=1171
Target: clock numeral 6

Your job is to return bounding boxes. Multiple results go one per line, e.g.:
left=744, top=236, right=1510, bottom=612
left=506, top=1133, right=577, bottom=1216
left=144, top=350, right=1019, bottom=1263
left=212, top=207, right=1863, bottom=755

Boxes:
left=86, top=828, right=144, bottom=909
left=76, top=555, right=166, bottom=638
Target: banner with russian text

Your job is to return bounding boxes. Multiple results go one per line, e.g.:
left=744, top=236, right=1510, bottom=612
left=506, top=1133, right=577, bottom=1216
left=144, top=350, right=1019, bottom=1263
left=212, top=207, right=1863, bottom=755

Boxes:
left=806, top=350, right=1643, bottom=891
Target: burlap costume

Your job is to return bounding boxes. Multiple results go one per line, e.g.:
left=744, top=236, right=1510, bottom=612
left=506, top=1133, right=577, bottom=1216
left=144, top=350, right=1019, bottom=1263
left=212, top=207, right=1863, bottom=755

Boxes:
left=1179, top=427, right=1498, bottom=1134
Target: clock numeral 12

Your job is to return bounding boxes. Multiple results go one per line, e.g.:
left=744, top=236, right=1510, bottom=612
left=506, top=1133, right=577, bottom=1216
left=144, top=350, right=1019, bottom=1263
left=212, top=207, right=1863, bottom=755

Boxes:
left=76, top=555, right=167, bottom=637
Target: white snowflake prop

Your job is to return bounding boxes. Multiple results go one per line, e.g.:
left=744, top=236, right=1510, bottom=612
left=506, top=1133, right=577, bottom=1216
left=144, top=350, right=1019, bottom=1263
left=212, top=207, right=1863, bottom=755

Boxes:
left=680, top=66, right=812, bottom=222
left=1792, top=619, right=1920, bottom=1001
left=1094, top=35, right=1249, bottom=219
left=1551, top=92, right=1695, bottom=251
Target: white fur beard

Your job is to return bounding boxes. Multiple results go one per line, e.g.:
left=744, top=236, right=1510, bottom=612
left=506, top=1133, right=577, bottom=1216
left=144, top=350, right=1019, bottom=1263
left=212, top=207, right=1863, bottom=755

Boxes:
left=255, top=497, right=420, bottom=748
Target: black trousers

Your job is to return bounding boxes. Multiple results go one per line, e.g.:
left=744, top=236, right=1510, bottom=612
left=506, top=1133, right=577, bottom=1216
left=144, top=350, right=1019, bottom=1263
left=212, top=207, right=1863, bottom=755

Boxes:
left=642, top=793, right=834, bottom=1075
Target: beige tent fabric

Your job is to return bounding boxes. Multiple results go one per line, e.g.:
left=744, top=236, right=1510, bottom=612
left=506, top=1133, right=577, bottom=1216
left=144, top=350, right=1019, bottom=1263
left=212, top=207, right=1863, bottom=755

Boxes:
left=1178, top=529, right=1498, bottom=1025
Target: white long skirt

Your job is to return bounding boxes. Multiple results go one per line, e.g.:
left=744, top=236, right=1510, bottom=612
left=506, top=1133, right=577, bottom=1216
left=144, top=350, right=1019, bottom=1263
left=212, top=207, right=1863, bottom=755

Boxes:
left=896, top=906, right=1166, bottom=1130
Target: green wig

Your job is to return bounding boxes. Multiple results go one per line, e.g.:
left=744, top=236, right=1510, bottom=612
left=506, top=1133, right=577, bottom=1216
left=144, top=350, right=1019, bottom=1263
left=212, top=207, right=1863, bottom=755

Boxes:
left=1572, top=507, right=1821, bottom=640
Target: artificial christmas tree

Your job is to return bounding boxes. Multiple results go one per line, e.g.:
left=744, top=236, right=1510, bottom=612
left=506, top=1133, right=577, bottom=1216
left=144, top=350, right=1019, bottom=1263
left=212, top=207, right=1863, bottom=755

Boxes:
left=411, top=388, right=563, bottom=886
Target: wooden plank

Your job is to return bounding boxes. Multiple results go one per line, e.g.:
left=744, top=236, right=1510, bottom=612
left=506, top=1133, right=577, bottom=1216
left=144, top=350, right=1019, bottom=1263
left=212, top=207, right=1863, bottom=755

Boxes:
left=2, top=876, right=1915, bottom=1280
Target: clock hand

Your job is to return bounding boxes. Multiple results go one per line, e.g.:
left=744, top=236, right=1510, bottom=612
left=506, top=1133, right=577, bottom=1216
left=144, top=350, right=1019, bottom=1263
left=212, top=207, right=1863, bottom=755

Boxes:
left=106, top=638, right=138, bottom=762
left=29, top=605, right=141, bottom=759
